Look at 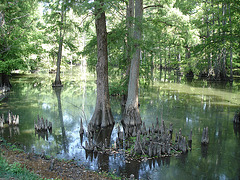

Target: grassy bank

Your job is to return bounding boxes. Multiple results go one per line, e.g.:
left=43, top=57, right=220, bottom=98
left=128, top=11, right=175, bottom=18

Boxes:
left=0, top=156, right=42, bottom=180
left=0, top=137, right=43, bottom=179
left=0, top=137, right=120, bottom=179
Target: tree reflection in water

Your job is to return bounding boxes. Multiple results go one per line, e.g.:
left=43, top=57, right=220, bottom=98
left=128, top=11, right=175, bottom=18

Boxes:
left=54, top=87, right=68, bottom=153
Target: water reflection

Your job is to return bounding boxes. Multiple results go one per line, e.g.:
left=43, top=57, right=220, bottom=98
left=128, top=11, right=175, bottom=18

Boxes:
left=201, top=144, right=208, bottom=159
left=0, top=70, right=240, bottom=179
left=35, top=130, right=49, bottom=141
left=8, top=126, right=20, bottom=137
left=233, top=123, right=240, bottom=138
left=85, top=126, right=114, bottom=172
left=54, top=87, right=68, bottom=153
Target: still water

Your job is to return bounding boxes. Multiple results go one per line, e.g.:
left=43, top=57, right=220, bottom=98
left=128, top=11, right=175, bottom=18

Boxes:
left=1, top=68, right=240, bottom=179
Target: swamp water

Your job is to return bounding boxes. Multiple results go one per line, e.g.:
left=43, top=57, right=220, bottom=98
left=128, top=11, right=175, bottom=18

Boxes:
left=0, top=69, right=240, bottom=179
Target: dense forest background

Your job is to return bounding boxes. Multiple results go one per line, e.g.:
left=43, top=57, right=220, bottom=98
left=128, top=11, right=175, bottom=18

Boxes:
left=1, top=0, right=240, bottom=90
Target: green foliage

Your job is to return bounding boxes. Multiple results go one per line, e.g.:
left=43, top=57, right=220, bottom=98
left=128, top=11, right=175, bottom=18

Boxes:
left=81, top=35, right=97, bottom=72
left=0, top=157, right=41, bottom=180
left=39, top=0, right=85, bottom=71
left=109, top=79, right=127, bottom=96
left=6, top=162, right=23, bottom=174
left=0, top=0, right=43, bottom=74
left=1, top=0, right=239, bottom=86
left=99, top=171, right=121, bottom=180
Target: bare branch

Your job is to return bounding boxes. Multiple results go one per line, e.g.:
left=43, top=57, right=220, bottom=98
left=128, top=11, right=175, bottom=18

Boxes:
left=0, top=46, right=11, bottom=54
left=9, top=14, right=30, bottom=23
left=147, top=18, right=173, bottom=27
left=0, top=11, right=5, bottom=27
left=143, top=4, right=163, bottom=10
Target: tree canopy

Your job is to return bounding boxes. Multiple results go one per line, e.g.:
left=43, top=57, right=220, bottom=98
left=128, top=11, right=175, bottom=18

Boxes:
left=1, top=0, right=239, bottom=84
left=0, top=0, right=41, bottom=74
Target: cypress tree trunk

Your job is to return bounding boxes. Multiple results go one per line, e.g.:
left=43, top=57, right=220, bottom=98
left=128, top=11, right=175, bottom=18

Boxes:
left=221, top=3, right=227, bottom=80
left=208, top=0, right=215, bottom=78
left=0, top=12, right=11, bottom=90
left=159, top=48, right=163, bottom=70
left=229, top=4, right=233, bottom=80
left=214, top=3, right=221, bottom=80
left=122, top=0, right=143, bottom=127
left=168, top=45, right=171, bottom=69
left=53, top=4, right=64, bottom=87
left=206, top=1, right=213, bottom=77
left=90, top=0, right=114, bottom=128
left=0, top=73, right=11, bottom=89
left=164, top=47, right=167, bottom=69
left=121, top=0, right=134, bottom=107
left=126, top=0, right=134, bottom=66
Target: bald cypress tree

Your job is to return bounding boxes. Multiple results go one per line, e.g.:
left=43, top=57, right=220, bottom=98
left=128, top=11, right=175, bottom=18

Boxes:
left=122, top=0, right=143, bottom=127
left=90, top=0, right=114, bottom=128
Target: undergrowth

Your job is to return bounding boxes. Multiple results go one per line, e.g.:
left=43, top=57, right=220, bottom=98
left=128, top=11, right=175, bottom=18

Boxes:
left=0, top=157, right=42, bottom=180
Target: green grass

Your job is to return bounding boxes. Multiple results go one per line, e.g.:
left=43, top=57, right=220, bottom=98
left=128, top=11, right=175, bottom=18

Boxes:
left=0, top=137, right=46, bottom=180
left=0, top=156, right=43, bottom=180
left=99, top=171, right=121, bottom=180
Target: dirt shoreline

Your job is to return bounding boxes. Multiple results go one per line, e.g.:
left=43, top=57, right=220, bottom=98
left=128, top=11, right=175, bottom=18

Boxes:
left=0, top=141, right=117, bottom=180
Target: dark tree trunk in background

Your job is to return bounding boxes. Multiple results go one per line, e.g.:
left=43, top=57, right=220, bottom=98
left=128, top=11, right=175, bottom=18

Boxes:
left=206, top=2, right=213, bottom=78
left=214, top=3, right=228, bottom=81
left=221, top=3, right=227, bottom=80
left=229, top=4, right=233, bottom=80
left=90, top=0, right=114, bottom=128
left=214, top=3, right=221, bottom=80
left=207, top=0, right=214, bottom=78
left=0, top=73, right=11, bottom=89
left=0, top=12, right=11, bottom=90
left=122, top=0, right=143, bottom=127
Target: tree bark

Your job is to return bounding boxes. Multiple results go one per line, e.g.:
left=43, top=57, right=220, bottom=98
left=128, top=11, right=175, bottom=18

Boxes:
left=90, top=0, right=114, bottom=128
left=121, top=0, right=134, bottom=107
left=159, top=48, right=163, bottom=70
left=214, top=2, right=227, bottom=81
left=206, top=2, right=213, bottom=77
left=229, top=4, right=233, bottom=80
left=0, top=73, right=11, bottom=88
left=122, top=0, right=143, bottom=127
left=0, top=11, right=5, bottom=27
left=126, top=0, right=134, bottom=62
left=209, top=0, right=215, bottom=78
left=214, top=3, right=221, bottom=80
left=221, top=3, right=227, bottom=80
left=53, top=4, right=64, bottom=87
left=0, top=12, right=11, bottom=90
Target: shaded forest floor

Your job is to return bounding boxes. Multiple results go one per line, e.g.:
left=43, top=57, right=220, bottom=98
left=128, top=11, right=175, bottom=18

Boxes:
left=0, top=139, right=118, bottom=180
